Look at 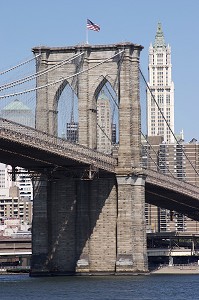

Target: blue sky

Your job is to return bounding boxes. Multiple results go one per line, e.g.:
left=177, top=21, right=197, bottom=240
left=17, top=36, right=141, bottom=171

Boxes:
left=1, top=0, right=198, bottom=141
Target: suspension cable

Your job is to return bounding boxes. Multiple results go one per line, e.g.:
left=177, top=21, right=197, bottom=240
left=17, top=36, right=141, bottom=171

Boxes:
left=0, top=50, right=125, bottom=99
left=0, top=54, right=41, bottom=76
left=97, top=123, right=113, bottom=144
left=141, top=132, right=176, bottom=178
left=0, top=52, right=85, bottom=91
left=100, top=50, right=124, bottom=109
left=102, top=76, right=119, bottom=109
left=139, top=67, right=199, bottom=177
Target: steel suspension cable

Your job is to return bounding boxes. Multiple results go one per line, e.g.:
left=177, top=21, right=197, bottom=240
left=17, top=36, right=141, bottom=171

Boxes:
left=97, top=123, right=112, bottom=144
left=0, top=50, right=125, bottom=99
left=139, top=67, right=199, bottom=177
left=0, top=52, right=85, bottom=91
left=102, top=76, right=119, bottom=109
left=0, top=54, right=41, bottom=76
left=141, top=132, right=176, bottom=178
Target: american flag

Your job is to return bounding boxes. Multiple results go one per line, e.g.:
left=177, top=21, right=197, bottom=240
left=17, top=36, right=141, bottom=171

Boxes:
left=87, top=19, right=100, bottom=32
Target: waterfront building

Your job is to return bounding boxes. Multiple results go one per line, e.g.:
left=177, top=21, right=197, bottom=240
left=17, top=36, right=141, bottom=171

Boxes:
left=14, top=168, right=33, bottom=200
left=0, top=163, right=12, bottom=199
left=147, top=22, right=174, bottom=143
left=0, top=186, right=33, bottom=225
left=0, top=163, right=32, bottom=235
left=0, top=99, right=33, bottom=201
left=0, top=218, right=32, bottom=237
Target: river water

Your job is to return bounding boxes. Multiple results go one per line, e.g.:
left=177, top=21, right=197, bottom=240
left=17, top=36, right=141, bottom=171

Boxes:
left=1, top=274, right=198, bottom=299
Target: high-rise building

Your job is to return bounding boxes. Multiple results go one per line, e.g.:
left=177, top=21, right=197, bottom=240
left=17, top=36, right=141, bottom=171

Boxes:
left=143, top=137, right=199, bottom=233
left=14, top=168, right=33, bottom=200
left=0, top=172, right=33, bottom=225
left=66, top=122, right=78, bottom=142
left=97, top=91, right=112, bottom=154
left=0, top=163, right=12, bottom=199
left=0, top=99, right=33, bottom=201
left=1, top=99, right=34, bottom=127
left=147, top=23, right=174, bottom=143
left=0, top=194, right=33, bottom=225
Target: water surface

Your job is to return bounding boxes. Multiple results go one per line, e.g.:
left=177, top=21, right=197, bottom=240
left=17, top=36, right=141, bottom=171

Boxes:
left=1, top=274, right=198, bottom=299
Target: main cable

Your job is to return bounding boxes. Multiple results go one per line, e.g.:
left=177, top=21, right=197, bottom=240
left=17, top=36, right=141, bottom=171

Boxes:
left=0, top=50, right=125, bottom=99
left=0, top=54, right=41, bottom=76
left=0, top=52, right=85, bottom=91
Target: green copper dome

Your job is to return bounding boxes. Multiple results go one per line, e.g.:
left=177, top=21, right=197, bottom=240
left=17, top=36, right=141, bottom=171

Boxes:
left=98, top=90, right=109, bottom=101
left=2, top=99, right=31, bottom=111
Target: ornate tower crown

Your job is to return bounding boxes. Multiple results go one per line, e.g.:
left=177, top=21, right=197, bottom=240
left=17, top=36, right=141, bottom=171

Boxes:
left=153, top=22, right=166, bottom=48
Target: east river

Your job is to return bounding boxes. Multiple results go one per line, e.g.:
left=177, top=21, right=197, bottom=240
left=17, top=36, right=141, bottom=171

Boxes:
left=1, top=274, right=199, bottom=299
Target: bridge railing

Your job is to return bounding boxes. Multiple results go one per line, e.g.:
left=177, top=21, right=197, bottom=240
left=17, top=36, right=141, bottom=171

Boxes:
left=145, top=168, right=199, bottom=197
left=0, top=118, right=117, bottom=172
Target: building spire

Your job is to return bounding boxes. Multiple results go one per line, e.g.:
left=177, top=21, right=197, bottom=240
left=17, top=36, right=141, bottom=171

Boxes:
left=153, top=22, right=166, bottom=48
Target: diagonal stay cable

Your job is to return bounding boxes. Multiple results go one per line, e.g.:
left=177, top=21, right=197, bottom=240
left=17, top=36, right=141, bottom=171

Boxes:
left=101, top=51, right=124, bottom=109
left=97, top=123, right=112, bottom=144
left=102, top=76, right=119, bottom=109
left=141, top=131, right=176, bottom=178
left=139, top=67, right=199, bottom=177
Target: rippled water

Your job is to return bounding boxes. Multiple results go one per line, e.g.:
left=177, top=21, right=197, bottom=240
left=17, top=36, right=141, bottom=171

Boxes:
left=1, top=274, right=199, bottom=300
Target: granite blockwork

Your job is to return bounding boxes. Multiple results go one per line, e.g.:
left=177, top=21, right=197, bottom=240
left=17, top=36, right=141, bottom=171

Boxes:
left=30, top=43, right=148, bottom=276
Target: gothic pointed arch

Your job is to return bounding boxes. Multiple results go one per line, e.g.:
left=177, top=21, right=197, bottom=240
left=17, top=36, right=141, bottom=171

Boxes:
left=53, top=79, right=79, bottom=141
left=92, top=76, right=119, bottom=155
left=91, top=75, right=118, bottom=102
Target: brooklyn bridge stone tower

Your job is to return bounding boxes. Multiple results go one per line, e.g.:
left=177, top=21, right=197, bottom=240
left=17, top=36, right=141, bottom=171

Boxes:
left=31, top=42, right=148, bottom=275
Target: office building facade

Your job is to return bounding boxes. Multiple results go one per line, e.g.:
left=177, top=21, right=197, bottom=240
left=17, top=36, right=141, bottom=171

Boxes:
left=147, top=22, right=174, bottom=143
left=143, top=137, right=199, bottom=233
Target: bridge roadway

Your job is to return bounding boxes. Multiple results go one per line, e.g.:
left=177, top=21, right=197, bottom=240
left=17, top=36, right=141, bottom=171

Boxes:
left=0, top=118, right=199, bottom=220
left=145, top=169, right=199, bottom=221
left=0, top=118, right=116, bottom=175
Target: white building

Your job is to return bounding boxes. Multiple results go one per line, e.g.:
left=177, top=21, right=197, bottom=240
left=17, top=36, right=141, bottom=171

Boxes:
left=147, top=22, right=175, bottom=143
left=0, top=99, right=33, bottom=201
left=0, top=163, right=12, bottom=199
left=15, top=168, right=33, bottom=200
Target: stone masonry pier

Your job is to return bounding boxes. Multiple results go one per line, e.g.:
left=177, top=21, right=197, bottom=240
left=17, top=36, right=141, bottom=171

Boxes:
left=29, top=42, right=148, bottom=275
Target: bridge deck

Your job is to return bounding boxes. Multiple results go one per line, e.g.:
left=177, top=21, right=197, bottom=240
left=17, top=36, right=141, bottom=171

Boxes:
left=145, top=169, right=199, bottom=220
left=0, top=119, right=199, bottom=220
left=0, top=118, right=117, bottom=173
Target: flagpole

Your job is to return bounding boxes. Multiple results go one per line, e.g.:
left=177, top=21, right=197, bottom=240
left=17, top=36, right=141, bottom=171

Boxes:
left=86, top=19, right=100, bottom=44
left=86, top=20, right=89, bottom=44
left=86, top=27, right=89, bottom=44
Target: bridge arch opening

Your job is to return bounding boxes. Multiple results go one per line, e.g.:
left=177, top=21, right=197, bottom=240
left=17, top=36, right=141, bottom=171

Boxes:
left=55, top=79, right=78, bottom=142
left=93, top=78, right=119, bottom=155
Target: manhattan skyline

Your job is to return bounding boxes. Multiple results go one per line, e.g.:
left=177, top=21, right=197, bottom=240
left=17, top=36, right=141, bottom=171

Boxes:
left=0, top=0, right=198, bottom=142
